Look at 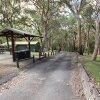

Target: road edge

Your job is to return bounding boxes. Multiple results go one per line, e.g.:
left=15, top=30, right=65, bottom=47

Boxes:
left=78, top=63, right=100, bottom=100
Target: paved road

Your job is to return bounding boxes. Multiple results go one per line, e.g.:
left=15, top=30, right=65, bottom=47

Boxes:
left=0, top=52, right=81, bottom=100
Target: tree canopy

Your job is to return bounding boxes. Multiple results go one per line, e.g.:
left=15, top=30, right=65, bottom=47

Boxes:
left=0, top=0, right=99, bottom=60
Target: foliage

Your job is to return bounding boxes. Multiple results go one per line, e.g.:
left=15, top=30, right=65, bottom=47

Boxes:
left=0, top=0, right=99, bottom=58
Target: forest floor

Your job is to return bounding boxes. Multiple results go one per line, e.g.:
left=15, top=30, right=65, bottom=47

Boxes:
left=0, top=52, right=36, bottom=86
left=0, top=52, right=86, bottom=100
left=0, top=52, right=20, bottom=85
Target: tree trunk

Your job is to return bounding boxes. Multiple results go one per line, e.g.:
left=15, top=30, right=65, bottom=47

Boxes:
left=48, top=33, right=52, bottom=51
left=77, top=18, right=83, bottom=55
left=87, top=24, right=91, bottom=55
left=92, top=17, right=100, bottom=61
left=41, top=21, right=48, bottom=54
left=41, top=34, right=47, bottom=54
left=98, top=46, right=100, bottom=55
left=61, top=38, right=64, bottom=51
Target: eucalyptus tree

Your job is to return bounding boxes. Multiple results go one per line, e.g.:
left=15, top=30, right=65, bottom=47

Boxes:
left=22, top=0, right=60, bottom=52
left=0, top=0, right=22, bottom=44
left=92, top=0, right=100, bottom=60
left=61, top=0, right=87, bottom=55
left=66, top=15, right=77, bottom=51
left=0, top=0, right=21, bottom=28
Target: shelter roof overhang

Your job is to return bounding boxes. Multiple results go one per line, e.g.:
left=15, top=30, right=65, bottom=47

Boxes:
left=0, top=28, right=43, bottom=38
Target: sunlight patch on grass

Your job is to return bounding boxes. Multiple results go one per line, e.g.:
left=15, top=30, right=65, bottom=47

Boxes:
left=31, top=52, right=39, bottom=57
left=31, top=51, right=55, bottom=57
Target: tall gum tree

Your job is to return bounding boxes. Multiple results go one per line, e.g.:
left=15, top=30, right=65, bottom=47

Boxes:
left=92, top=0, right=100, bottom=60
left=0, top=0, right=21, bottom=28
left=61, top=0, right=87, bottom=55
left=25, top=0, right=60, bottom=53
left=92, top=16, right=100, bottom=60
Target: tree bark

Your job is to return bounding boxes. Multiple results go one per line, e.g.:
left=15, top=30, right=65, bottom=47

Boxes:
left=41, top=20, right=48, bottom=54
left=98, top=46, right=100, bottom=55
left=77, top=18, right=83, bottom=55
left=87, top=24, right=91, bottom=55
left=92, top=17, right=100, bottom=60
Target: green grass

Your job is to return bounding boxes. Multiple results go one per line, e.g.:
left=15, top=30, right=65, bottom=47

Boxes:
left=86, top=62, right=100, bottom=83
left=84, top=55, right=100, bottom=85
left=97, top=56, right=100, bottom=61
left=31, top=51, right=56, bottom=57
left=45, top=51, right=54, bottom=56
left=31, top=52, right=39, bottom=57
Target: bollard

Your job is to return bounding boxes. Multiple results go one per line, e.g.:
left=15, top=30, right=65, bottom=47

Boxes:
left=16, top=58, right=19, bottom=68
left=39, top=52, right=41, bottom=60
left=44, top=53, right=46, bottom=58
left=76, top=52, right=79, bottom=63
left=33, top=55, right=35, bottom=63
left=48, top=52, right=49, bottom=57
left=53, top=51, right=54, bottom=55
left=51, top=51, right=52, bottom=56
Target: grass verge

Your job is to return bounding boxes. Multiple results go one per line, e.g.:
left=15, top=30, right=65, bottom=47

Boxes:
left=84, top=55, right=100, bottom=85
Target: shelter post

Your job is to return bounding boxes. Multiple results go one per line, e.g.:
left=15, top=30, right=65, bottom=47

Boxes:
left=28, top=37, right=31, bottom=57
left=11, top=34, right=15, bottom=62
left=6, top=36, right=10, bottom=51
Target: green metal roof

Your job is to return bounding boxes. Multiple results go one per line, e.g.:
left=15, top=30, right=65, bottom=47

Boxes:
left=0, top=28, right=43, bottom=38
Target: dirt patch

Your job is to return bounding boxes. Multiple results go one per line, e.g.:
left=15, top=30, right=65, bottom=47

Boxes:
left=0, top=71, right=26, bottom=92
left=70, top=53, right=86, bottom=100
left=70, top=66, right=86, bottom=100
left=0, top=66, right=18, bottom=77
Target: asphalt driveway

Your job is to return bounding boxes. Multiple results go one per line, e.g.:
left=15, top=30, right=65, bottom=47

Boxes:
left=0, top=52, right=83, bottom=100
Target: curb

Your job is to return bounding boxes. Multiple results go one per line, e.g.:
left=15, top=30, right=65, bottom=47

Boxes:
left=78, top=63, right=100, bottom=100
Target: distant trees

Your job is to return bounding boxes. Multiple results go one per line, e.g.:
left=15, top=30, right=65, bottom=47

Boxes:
left=82, top=3, right=94, bottom=55
left=0, top=0, right=99, bottom=60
